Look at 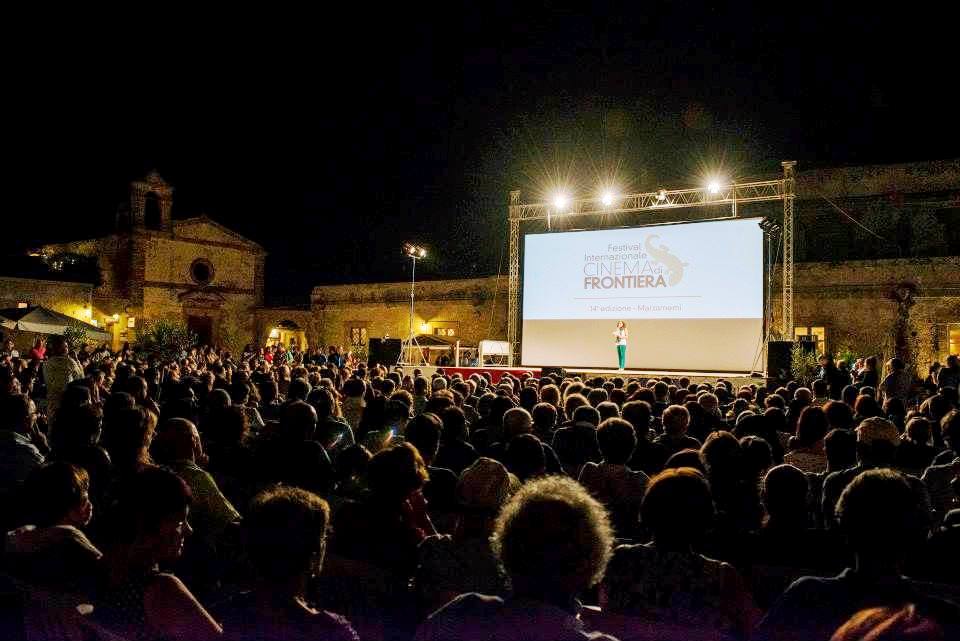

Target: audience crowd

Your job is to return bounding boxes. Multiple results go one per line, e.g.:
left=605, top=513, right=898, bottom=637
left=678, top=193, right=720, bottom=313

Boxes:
left=2, top=334, right=960, bottom=640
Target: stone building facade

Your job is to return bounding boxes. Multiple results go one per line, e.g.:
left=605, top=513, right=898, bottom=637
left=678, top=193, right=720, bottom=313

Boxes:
left=37, top=172, right=266, bottom=351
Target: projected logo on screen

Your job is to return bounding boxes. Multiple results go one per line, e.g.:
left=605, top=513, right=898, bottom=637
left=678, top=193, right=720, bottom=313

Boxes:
left=582, top=234, right=688, bottom=289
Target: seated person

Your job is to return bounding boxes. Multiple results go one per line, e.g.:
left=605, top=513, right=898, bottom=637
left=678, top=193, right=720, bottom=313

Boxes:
left=601, top=467, right=758, bottom=640
left=214, top=486, right=358, bottom=641
left=652, top=405, right=701, bottom=459
left=416, top=476, right=617, bottom=641
left=4, top=462, right=101, bottom=594
left=757, top=469, right=960, bottom=641
left=578, top=418, right=650, bottom=538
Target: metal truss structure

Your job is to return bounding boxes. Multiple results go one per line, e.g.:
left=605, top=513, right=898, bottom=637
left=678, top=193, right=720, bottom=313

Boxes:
left=507, top=161, right=798, bottom=366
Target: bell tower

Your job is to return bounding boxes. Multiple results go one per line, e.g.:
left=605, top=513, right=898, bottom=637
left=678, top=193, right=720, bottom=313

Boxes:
left=128, top=171, right=173, bottom=231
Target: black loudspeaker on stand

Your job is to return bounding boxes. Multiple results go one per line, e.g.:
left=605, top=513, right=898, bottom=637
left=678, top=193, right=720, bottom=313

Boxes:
left=766, top=341, right=794, bottom=382
left=541, top=366, right=568, bottom=380
left=368, top=338, right=403, bottom=367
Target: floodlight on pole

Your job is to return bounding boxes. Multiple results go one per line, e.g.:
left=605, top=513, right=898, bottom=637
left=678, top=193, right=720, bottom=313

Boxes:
left=601, top=191, right=616, bottom=207
left=552, top=193, right=570, bottom=211
left=399, top=242, right=428, bottom=366
left=708, top=180, right=722, bottom=195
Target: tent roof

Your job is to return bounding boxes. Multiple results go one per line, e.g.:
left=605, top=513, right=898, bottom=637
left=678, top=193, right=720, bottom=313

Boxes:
left=0, top=305, right=110, bottom=341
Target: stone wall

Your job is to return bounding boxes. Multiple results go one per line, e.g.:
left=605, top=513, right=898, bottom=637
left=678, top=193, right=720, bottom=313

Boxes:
left=770, top=257, right=960, bottom=371
left=307, top=276, right=509, bottom=349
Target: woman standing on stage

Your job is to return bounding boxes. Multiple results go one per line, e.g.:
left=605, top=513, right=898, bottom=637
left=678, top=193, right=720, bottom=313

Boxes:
left=613, top=321, right=628, bottom=370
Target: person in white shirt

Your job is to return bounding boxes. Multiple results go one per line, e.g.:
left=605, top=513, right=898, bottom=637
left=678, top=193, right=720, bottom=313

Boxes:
left=42, top=335, right=84, bottom=422
left=612, top=321, right=628, bottom=371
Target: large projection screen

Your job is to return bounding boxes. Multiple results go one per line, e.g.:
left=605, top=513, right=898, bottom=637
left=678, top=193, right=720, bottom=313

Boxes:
left=521, top=218, right=763, bottom=372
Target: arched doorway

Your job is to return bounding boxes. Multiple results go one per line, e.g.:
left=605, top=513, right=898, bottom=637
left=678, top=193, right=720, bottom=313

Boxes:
left=267, top=319, right=307, bottom=350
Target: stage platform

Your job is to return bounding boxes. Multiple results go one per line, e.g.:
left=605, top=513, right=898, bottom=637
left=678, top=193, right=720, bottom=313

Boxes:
left=398, top=364, right=762, bottom=385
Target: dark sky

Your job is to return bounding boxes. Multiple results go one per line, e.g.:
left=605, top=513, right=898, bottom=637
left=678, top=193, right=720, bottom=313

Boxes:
left=4, top=4, right=958, bottom=299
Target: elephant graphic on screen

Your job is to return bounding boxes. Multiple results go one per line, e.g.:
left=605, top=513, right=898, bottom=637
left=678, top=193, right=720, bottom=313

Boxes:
left=644, top=235, right=688, bottom=286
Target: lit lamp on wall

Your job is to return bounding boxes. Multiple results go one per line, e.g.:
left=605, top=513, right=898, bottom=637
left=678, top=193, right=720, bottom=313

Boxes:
left=420, top=323, right=430, bottom=334
left=111, top=313, right=120, bottom=323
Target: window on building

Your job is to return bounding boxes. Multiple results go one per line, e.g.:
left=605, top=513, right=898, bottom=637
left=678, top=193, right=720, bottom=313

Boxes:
left=434, top=327, right=456, bottom=337
left=950, top=325, right=960, bottom=358
left=795, top=326, right=826, bottom=355
left=350, top=326, right=368, bottom=346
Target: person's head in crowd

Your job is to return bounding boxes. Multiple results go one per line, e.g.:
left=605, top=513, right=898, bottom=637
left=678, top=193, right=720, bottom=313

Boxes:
left=103, top=407, right=157, bottom=473
left=740, top=435, right=773, bottom=480
left=207, top=405, right=248, bottom=448
left=698, top=392, right=720, bottom=417
left=286, top=378, right=311, bottom=403
left=229, top=381, right=252, bottom=407
left=334, top=444, right=372, bottom=486
left=762, top=464, right=809, bottom=528
left=518, top=386, right=539, bottom=413
left=259, top=379, right=279, bottom=405
left=425, top=391, right=455, bottom=415
left=796, top=405, right=829, bottom=446
left=505, top=434, right=547, bottom=481
left=492, top=476, right=613, bottom=601
left=855, top=417, right=900, bottom=467
left=596, top=401, right=620, bottom=422
left=662, top=404, right=691, bottom=437
left=664, top=449, right=706, bottom=472
left=572, top=404, right=601, bottom=428
left=597, top=418, right=636, bottom=465
left=431, top=377, right=448, bottom=393
left=854, top=395, right=882, bottom=420
left=653, top=381, right=669, bottom=402
left=48, top=334, right=69, bottom=357
left=842, top=384, right=859, bottom=408
left=621, top=400, right=652, bottom=438
left=642, top=467, right=714, bottom=548
left=700, top=431, right=742, bottom=480
left=124, top=375, right=150, bottom=405
left=831, top=604, right=944, bottom=641
left=439, top=406, right=468, bottom=444
left=502, top=407, right=534, bottom=442
left=60, top=382, right=92, bottom=414
left=632, top=387, right=656, bottom=405
left=794, top=387, right=813, bottom=405
left=609, top=388, right=627, bottom=408
left=825, top=428, right=858, bottom=473
left=836, top=469, right=929, bottom=572
left=563, top=393, right=589, bottom=421
left=812, top=378, right=829, bottom=399
left=105, top=467, right=192, bottom=564
left=206, top=388, right=232, bottom=414
left=765, top=394, right=786, bottom=411
left=279, top=400, right=318, bottom=442
left=531, top=402, right=558, bottom=437
left=23, top=462, right=93, bottom=528
left=586, top=388, right=609, bottom=408
left=390, top=388, right=413, bottom=409
left=307, top=386, right=336, bottom=421
left=860, top=386, right=877, bottom=399
left=152, top=418, right=206, bottom=466
left=940, top=410, right=960, bottom=452
left=923, top=394, right=952, bottom=426
left=761, top=406, right=786, bottom=433
left=0, top=393, right=34, bottom=438
left=406, top=413, right=443, bottom=465
left=244, top=486, right=330, bottom=593
left=539, top=383, right=561, bottom=410
left=905, top=417, right=932, bottom=446
left=824, top=400, right=856, bottom=431
left=367, top=442, right=429, bottom=505
left=60, top=401, right=103, bottom=450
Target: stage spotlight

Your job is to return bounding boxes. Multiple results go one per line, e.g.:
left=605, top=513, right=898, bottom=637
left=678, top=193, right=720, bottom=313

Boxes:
left=403, top=242, right=427, bottom=259
left=601, top=191, right=616, bottom=207
left=552, top=193, right=570, bottom=210
left=657, top=189, right=667, bottom=202
left=708, top=180, right=722, bottom=194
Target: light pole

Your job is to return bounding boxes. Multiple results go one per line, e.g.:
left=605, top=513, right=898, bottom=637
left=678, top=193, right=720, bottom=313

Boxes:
left=399, top=242, right=428, bottom=366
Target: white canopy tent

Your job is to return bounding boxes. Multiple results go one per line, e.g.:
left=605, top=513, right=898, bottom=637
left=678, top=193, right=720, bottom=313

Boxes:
left=0, top=306, right=110, bottom=342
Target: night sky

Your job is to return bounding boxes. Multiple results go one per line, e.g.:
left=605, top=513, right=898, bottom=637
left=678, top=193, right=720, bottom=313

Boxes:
left=5, top=5, right=958, bottom=300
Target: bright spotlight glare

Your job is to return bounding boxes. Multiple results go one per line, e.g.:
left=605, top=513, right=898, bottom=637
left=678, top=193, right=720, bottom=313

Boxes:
left=552, top=193, right=570, bottom=210
left=601, top=191, right=616, bottom=207
left=708, top=181, right=722, bottom=194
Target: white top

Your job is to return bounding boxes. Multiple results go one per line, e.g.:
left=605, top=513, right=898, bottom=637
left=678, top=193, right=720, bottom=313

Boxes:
left=614, top=327, right=628, bottom=345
